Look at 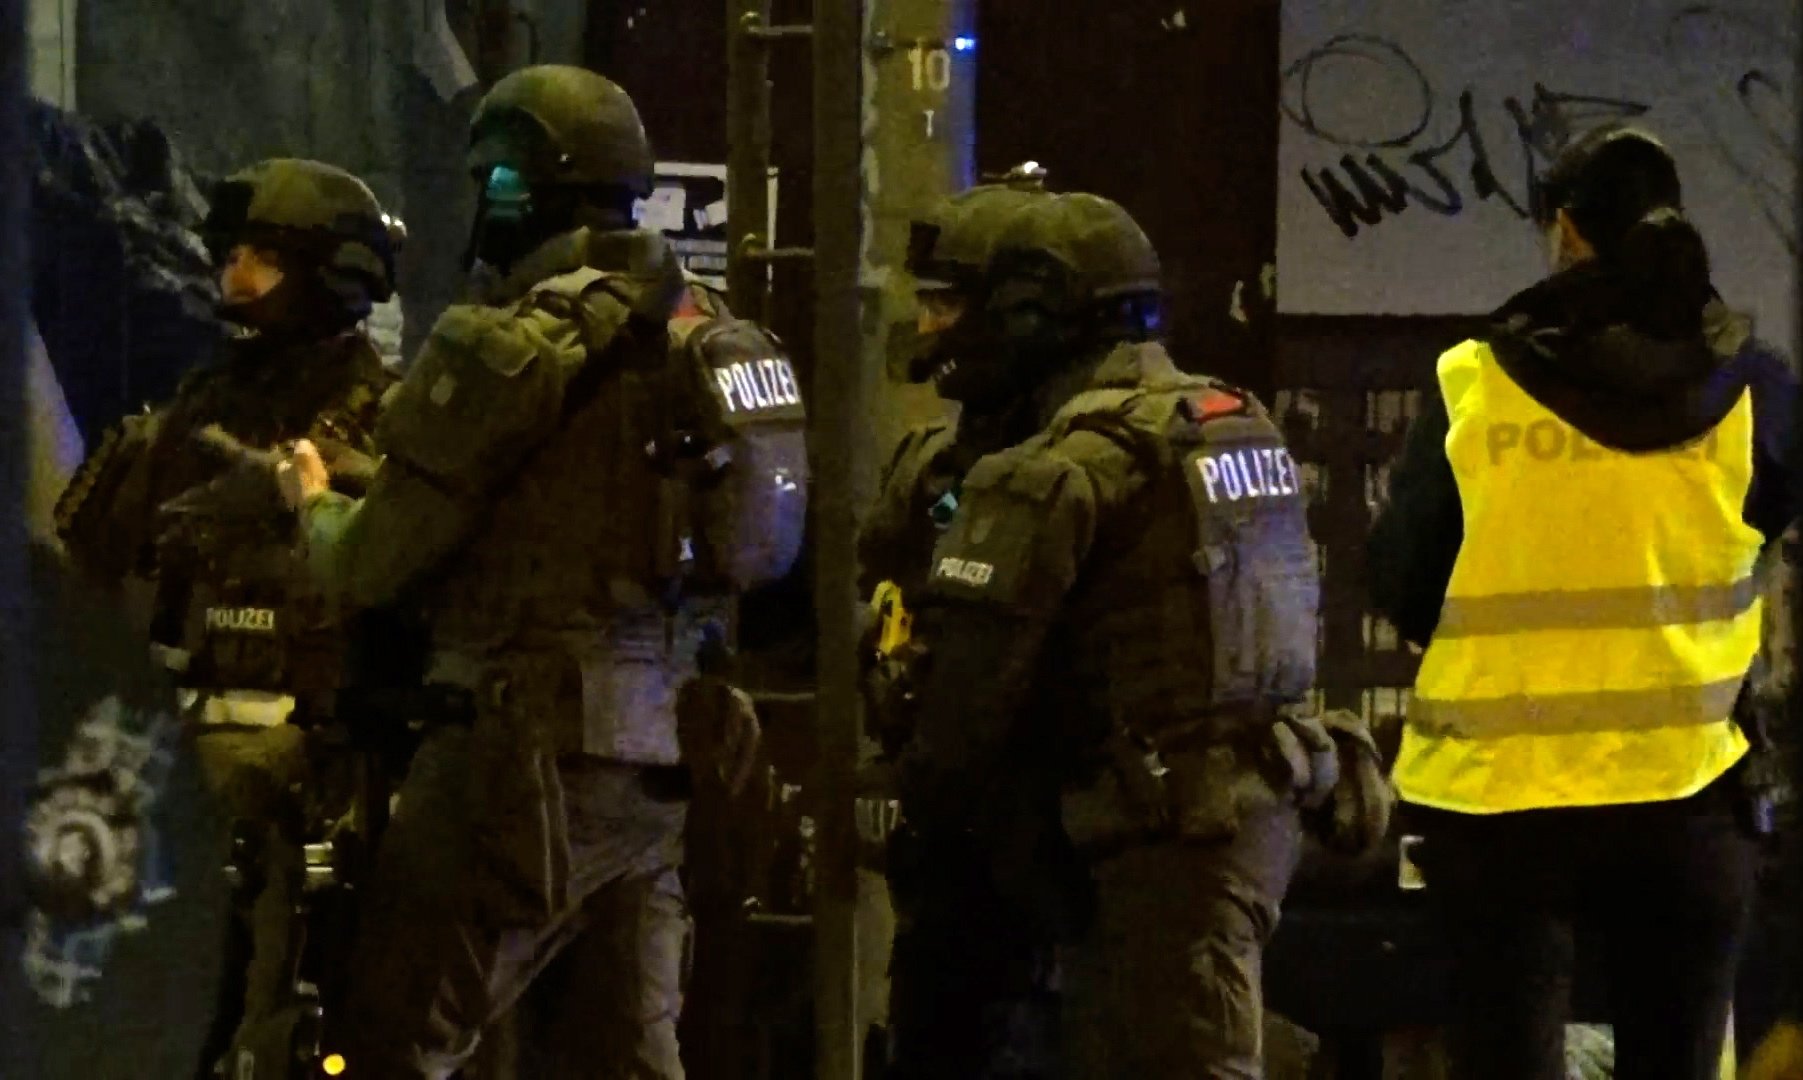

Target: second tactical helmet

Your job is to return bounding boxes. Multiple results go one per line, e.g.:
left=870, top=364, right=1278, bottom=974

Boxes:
left=934, top=192, right=1162, bottom=406
left=469, top=65, right=656, bottom=193
left=903, top=177, right=1052, bottom=388
left=464, top=65, right=654, bottom=270
left=203, top=158, right=402, bottom=330
left=986, top=191, right=1162, bottom=334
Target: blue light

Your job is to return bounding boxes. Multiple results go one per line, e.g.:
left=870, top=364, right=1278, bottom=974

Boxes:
left=953, top=35, right=976, bottom=52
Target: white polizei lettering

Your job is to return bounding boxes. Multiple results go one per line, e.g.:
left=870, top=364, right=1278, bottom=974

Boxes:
left=205, top=607, right=277, bottom=633
left=934, top=556, right=995, bottom=588
left=774, top=359, right=800, bottom=404
left=756, top=359, right=792, bottom=406
left=1240, top=450, right=1267, bottom=497
left=1219, top=455, right=1245, bottom=499
left=1236, top=450, right=1258, bottom=496
left=742, top=363, right=773, bottom=408
left=730, top=367, right=761, bottom=411
left=1197, top=447, right=1302, bottom=501
left=749, top=362, right=776, bottom=408
left=715, top=369, right=741, bottom=412
left=1198, top=456, right=1222, bottom=502
left=722, top=358, right=802, bottom=412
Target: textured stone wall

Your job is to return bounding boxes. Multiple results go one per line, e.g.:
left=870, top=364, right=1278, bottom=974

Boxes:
left=71, top=0, right=517, bottom=364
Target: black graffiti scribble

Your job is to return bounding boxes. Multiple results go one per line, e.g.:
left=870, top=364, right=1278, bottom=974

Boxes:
left=1280, top=35, right=1435, bottom=149
left=1664, top=4, right=1798, bottom=254
left=1286, top=10, right=1799, bottom=249
left=1286, top=36, right=1651, bottom=241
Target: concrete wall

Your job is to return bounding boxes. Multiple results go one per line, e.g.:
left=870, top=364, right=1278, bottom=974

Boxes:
left=71, top=0, right=597, bottom=364
left=28, top=0, right=76, bottom=107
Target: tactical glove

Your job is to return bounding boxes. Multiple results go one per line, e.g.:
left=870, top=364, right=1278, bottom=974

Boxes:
left=1269, top=711, right=1341, bottom=810
left=1309, top=709, right=1394, bottom=856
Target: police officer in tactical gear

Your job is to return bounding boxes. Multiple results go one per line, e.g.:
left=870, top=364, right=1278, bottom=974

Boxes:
left=52, top=156, right=404, bottom=1078
left=892, top=191, right=1388, bottom=1079
left=276, top=65, right=771, bottom=1078
left=862, top=177, right=1065, bottom=1079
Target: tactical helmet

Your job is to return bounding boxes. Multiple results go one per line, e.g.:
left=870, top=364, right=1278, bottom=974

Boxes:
left=919, top=192, right=1161, bottom=406
left=906, top=182, right=1049, bottom=293
left=468, top=65, right=655, bottom=196
left=987, top=191, right=1161, bottom=313
left=903, top=182, right=1054, bottom=389
left=203, top=158, right=401, bottom=329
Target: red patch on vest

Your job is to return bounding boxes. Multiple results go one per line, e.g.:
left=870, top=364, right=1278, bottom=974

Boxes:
left=1196, top=389, right=1243, bottom=419
left=673, top=289, right=705, bottom=319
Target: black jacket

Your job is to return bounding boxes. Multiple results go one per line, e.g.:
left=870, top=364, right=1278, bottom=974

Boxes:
left=1368, top=264, right=1799, bottom=649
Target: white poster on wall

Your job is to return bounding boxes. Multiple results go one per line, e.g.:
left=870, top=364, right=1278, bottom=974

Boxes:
left=635, top=162, right=780, bottom=291
left=1276, top=0, right=1797, bottom=350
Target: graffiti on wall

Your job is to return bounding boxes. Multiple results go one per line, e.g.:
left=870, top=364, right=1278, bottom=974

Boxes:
left=1284, top=6, right=1796, bottom=252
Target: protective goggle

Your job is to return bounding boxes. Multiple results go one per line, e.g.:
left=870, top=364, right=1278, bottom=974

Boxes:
left=479, top=164, right=533, bottom=220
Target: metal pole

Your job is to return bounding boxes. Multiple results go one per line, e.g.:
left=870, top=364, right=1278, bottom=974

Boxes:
left=813, top=0, right=865, bottom=1073
left=863, top=0, right=977, bottom=480
left=0, top=0, right=36, bottom=1067
left=1787, top=13, right=1803, bottom=1049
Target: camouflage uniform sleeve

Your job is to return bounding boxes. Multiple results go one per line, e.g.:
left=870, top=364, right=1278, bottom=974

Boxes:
left=858, top=425, right=946, bottom=596
left=898, top=429, right=1143, bottom=829
left=299, top=292, right=613, bottom=612
left=306, top=358, right=395, bottom=494
left=54, top=410, right=166, bottom=585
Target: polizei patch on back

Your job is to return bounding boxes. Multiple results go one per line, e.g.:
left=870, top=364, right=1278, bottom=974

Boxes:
left=934, top=556, right=995, bottom=588
left=713, top=356, right=803, bottom=414
left=679, top=313, right=809, bottom=590
left=203, top=606, right=278, bottom=634
left=1195, top=446, right=1301, bottom=503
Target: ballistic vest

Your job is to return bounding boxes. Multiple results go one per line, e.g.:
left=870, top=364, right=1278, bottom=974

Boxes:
left=1031, top=349, right=1317, bottom=751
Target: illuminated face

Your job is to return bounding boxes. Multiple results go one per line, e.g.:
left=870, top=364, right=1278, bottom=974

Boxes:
left=916, top=289, right=967, bottom=336
left=219, top=245, right=285, bottom=305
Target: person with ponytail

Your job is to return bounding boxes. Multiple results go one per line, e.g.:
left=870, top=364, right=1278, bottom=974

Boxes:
left=1368, top=124, right=1799, bottom=1079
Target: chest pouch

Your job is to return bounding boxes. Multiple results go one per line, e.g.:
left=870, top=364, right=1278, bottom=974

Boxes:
left=179, top=543, right=342, bottom=695
left=1173, top=398, right=1319, bottom=707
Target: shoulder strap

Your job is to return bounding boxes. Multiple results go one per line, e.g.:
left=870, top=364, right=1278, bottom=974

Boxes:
left=464, top=269, right=670, bottom=513
left=1044, top=385, right=1177, bottom=482
left=519, top=267, right=662, bottom=424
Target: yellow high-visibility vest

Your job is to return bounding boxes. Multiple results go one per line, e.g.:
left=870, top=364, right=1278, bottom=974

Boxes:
left=1395, top=340, right=1761, bottom=813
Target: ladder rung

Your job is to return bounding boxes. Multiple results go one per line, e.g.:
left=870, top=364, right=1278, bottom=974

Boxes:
left=744, top=22, right=813, bottom=41
left=746, top=913, right=814, bottom=927
left=744, top=245, right=815, bottom=262
left=750, top=690, right=816, bottom=705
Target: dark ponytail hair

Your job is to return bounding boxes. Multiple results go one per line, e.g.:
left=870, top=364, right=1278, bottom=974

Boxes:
left=1537, top=125, right=1714, bottom=338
